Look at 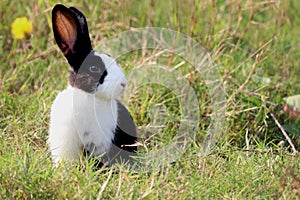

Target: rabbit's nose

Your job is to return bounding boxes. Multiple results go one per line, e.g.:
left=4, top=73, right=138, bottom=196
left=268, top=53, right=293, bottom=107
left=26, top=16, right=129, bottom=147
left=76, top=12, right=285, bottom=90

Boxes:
left=120, top=82, right=127, bottom=88
left=120, top=77, right=128, bottom=88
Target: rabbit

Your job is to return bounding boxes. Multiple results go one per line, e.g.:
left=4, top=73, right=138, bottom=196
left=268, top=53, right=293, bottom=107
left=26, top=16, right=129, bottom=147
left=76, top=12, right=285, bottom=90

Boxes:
left=48, top=4, right=137, bottom=167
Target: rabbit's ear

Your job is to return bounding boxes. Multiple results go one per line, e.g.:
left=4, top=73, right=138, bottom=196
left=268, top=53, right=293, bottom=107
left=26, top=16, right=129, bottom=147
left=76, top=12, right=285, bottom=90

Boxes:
left=52, top=4, right=92, bottom=72
left=69, top=7, right=90, bottom=37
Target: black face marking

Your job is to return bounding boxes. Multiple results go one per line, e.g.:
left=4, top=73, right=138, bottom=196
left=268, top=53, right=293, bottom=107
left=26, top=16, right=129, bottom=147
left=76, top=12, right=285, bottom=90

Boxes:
left=69, top=51, right=107, bottom=93
left=98, top=70, right=107, bottom=84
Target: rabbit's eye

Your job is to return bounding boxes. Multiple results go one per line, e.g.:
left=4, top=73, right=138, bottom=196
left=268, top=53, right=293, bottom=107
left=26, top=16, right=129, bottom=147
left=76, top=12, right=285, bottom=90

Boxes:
left=89, top=66, right=100, bottom=73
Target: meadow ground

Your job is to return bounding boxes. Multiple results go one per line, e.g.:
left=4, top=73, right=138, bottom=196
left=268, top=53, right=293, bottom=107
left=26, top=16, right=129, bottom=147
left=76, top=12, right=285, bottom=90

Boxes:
left=0, top=0, right=299, bottom=199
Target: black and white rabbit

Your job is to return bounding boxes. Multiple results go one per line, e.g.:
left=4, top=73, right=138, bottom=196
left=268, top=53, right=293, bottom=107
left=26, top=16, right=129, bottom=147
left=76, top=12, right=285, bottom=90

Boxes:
left=48, top=4, right=137, bottom=166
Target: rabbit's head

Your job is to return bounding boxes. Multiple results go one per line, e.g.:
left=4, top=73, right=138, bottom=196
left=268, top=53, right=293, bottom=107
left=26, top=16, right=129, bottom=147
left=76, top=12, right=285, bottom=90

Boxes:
left=52, top=4, right=127, bottom=99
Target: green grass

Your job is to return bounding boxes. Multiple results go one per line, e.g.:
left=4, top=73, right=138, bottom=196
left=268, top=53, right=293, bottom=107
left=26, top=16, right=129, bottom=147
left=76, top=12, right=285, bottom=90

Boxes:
left=1, top=0, right=300, bottom=199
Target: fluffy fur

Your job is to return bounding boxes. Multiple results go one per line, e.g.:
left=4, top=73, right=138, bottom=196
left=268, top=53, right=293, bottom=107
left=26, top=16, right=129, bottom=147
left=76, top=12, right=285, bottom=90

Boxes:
left=48, top=4, right=136, bottom=166
left=49, top=53, right=126, bottom=164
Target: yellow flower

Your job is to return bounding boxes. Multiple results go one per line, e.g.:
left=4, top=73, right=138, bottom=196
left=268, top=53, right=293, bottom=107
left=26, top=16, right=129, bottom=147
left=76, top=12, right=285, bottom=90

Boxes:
left=11, top=17, right=32, bottom=39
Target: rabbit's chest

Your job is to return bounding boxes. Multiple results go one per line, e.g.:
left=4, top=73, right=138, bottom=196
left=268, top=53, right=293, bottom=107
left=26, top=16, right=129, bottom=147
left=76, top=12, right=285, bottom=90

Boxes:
left=72, top=94, right=118, bottom=151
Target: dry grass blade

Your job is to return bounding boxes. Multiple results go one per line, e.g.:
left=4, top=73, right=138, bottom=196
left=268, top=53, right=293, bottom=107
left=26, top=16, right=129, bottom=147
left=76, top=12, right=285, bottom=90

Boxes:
left=97, top=169, right=113, bottom=200
left=269, top=111, right=298, bottom=155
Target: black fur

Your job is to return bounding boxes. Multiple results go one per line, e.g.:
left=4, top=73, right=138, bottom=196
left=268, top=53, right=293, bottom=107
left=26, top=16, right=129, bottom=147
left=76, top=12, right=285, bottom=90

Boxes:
left=69, top=51, right=107, bottom=92
left=52, top=4, right=137, bottom=168
left=83, top=102, right=137, bottom=167
left=52, top=4, right=92, bottom=72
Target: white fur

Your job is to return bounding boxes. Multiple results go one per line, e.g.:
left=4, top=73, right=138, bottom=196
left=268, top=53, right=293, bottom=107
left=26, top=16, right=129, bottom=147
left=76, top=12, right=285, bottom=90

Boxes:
left=48, top=53, right=127, bottom=164
left=94, top=53, right=127, bottom=99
